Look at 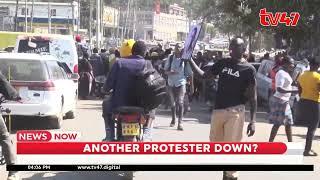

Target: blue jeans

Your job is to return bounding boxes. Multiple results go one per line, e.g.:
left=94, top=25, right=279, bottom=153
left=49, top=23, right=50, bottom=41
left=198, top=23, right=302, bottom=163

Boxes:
left=168, top=85, right=186, bottom=123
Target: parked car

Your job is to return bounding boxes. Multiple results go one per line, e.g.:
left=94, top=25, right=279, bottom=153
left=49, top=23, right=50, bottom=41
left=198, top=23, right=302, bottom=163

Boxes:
left=0, top=53, right=78, bottom=129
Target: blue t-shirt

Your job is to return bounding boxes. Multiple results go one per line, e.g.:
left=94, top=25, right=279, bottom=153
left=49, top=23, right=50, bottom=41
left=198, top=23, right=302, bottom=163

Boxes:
left=164, top=55, right=193, bottom=87
left=103, top=56, right=145, bottom=113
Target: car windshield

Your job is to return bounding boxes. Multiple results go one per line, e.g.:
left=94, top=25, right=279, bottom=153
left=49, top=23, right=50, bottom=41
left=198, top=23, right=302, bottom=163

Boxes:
left=0, top=59, right=47, bottom=81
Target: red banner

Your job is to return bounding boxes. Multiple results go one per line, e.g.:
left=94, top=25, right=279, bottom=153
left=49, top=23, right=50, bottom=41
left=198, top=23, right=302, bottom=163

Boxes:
left=17, top=142, right=287, bottom=155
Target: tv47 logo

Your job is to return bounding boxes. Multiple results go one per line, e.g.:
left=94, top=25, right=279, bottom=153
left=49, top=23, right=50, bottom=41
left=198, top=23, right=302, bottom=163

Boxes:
left=259, top=8, right=300, bottom=27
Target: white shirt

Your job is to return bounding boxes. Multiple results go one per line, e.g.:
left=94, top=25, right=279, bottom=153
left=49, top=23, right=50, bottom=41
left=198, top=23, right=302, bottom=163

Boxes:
left=274, top=69, right=293, bottom=101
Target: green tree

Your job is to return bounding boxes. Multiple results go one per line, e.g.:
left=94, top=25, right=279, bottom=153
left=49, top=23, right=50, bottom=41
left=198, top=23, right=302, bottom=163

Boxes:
left=195, top=0, right=320, bottom=53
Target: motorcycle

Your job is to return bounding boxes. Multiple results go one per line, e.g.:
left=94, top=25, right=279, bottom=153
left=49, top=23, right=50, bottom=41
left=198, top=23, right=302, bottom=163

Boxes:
left=112, top=106, right=149, bottom=180
left=94, top=75, right=106, bottom=98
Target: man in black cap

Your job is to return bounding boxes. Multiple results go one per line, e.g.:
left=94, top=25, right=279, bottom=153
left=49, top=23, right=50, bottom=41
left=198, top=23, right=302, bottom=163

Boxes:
left=187, top=37, right=257, bottom=180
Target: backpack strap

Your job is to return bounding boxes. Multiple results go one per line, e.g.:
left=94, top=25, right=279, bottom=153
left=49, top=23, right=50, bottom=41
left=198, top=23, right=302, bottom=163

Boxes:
left=167, top=55, right=174, bottom=71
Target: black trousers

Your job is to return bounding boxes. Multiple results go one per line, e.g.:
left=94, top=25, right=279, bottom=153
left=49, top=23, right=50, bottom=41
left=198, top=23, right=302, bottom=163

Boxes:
left=297, top=99, right=320, bottom=152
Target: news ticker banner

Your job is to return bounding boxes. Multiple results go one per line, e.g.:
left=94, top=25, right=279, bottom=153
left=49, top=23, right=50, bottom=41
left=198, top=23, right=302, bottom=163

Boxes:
left=15, top=131, right=306, bottom=167
left=7, top=164, right=314, bottom=171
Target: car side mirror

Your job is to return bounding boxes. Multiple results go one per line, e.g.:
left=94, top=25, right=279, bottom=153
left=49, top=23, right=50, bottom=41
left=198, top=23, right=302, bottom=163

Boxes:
left=70, top=73, right=80, bottom=80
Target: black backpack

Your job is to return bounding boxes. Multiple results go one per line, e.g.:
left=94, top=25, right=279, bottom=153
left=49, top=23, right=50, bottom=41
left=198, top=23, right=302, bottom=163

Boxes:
left=134, top=60, right=167, bottom=111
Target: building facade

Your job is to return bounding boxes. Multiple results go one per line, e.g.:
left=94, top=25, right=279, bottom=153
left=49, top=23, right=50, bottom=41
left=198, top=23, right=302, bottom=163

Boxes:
left=0, top=1, right=79, bottom=35
left=119, top=3, right=189, bottom=42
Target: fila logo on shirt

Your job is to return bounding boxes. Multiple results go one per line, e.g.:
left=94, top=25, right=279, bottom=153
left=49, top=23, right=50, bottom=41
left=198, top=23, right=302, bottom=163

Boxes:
left=222, top=67, right=240, bottom=77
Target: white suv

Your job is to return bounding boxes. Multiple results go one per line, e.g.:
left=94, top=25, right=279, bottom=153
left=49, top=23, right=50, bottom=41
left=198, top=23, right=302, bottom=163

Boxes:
left=0, top=53, right=78, bottom=129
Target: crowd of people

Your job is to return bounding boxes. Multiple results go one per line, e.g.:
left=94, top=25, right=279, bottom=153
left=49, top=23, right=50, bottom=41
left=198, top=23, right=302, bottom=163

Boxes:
left=0, top=34, right=318, bottom=180
left=75, top=37, right=256, bottom=180
left=262, top=51, right=320, bottom=157
left=78, top=37, right=320, bottom=145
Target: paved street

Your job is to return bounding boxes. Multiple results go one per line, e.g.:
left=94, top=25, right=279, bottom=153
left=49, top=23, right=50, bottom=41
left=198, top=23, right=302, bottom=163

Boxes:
left=1, top=99, right=320, bottom=180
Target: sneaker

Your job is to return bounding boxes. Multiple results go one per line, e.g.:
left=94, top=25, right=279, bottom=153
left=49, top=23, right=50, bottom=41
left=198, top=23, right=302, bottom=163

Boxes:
left=143, top=128, right=152, bottom=142
left=177, top=124, right=183, bottom=131
left=222, top=172, right=238, bottom=180
left=7, top=172, right=20, bottom=180
left=187, top=106, right=191, bottom=112
left=303, top=150, right=318, bottom=156
left=170, top=120, right=175, bottom=127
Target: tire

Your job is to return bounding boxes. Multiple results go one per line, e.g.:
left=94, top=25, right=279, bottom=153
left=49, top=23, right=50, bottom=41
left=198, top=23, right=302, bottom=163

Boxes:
left=50, top=114, right=62, bottom=129
left=65, top=95, right=77, bottom=119
left=50, top=103, right=63, bottom=129
left=65, top=111, right=75, bottom=119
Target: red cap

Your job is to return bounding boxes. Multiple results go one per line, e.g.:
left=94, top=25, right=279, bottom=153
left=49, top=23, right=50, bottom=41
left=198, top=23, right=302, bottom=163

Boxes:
left=75, top=35, right=81, bottom=42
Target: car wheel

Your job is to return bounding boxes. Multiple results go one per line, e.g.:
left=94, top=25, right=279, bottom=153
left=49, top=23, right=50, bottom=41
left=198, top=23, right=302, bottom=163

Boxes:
left=50, top=104, right=63, bottom=129
left=65, top=111, right=75, bottom=119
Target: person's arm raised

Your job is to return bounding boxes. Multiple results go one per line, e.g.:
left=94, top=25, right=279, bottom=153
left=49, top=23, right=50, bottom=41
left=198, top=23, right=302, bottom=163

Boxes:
left=188, top=58, right=207, bottom=78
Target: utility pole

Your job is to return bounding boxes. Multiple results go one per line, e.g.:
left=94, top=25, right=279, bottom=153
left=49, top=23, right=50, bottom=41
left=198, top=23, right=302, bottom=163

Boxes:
left=100, top=0, right=104, bottom=48
left=48, top=1, right=51, bottom=33
left=116, top=7, right=120, bottom=40
left=96, top=0, right=101, bottom=49
left=30, top=0, right=34, bottom=32
left=77, top=0, right=80, bottom=35
left=72, top=1, right=75, bottom=36
left=123, top=0, right=131, bottom=39
left=89, top=0, right=92, bottom=52
left=132, top=0, right=136, bottom=40
left=25, top=0, right=27, bottom=32
left=14, top=0, right=19, bottom=31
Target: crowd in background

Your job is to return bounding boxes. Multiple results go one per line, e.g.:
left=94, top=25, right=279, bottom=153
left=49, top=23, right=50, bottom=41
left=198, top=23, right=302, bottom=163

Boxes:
left=77, top=38, right=222, bottom=109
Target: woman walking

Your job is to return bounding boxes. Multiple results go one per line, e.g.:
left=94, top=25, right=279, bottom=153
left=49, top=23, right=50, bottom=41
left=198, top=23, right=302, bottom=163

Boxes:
left=268, top=56, right=298, bottom=142
left=78, top=52, right=93, bottom=99
left=297, top=56, right=320, bottom=156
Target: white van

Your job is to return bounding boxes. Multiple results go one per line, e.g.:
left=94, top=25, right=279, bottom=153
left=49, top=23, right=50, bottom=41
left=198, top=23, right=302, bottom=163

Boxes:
left=14, top=34, right=78, bottom=74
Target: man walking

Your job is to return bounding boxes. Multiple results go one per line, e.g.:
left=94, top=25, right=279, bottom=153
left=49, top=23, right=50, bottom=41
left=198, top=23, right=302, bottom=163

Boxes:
left=0, top=71, right=21, bottom=180
left=188, top=37, right=257, bottom=180
left=90, top=48, right=105, bottom=96
left=100, top=49, right=109, bottom=77
left=165, top=44, right=193, bottom=131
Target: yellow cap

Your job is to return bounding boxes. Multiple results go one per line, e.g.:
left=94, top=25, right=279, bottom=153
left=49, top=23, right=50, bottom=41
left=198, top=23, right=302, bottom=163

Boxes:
left=119, top=39, right=135, bottom=58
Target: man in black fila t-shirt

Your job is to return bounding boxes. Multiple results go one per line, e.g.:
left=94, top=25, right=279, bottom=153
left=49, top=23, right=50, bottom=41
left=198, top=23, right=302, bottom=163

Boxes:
left=188, top=37, right=257, bottom=180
